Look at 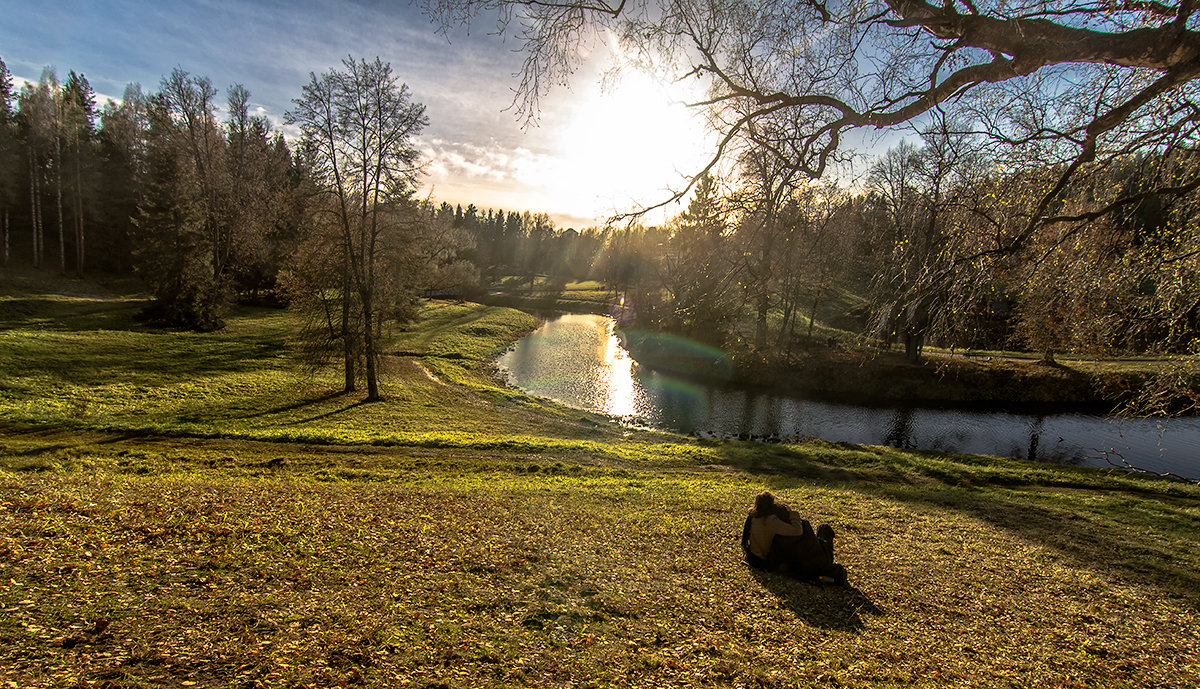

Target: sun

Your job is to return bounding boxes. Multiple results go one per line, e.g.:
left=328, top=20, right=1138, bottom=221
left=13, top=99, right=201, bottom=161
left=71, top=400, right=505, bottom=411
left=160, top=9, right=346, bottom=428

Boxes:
left=546, top=65, right=712, bottom=224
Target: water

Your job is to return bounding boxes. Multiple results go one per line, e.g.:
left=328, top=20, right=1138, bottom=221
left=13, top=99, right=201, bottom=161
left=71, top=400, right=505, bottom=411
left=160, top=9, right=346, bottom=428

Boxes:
left=496, top=314, right=1200, bottom=479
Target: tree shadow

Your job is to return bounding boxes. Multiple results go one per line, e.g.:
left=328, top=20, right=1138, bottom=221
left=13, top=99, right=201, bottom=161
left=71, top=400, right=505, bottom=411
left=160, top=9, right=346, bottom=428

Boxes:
left=746, top=566, right=883, bottom=632
left=291, top=400, right=369, bottom=424
left=242, top=391, right=343, bottom=419
left=874, top=481, right=1200, bottom=607
left=0, top=296, right=148, bottom=332
left=3, top=331, right=287, bottom=387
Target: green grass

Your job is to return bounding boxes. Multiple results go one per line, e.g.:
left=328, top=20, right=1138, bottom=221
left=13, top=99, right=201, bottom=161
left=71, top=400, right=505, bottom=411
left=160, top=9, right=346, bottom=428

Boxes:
left=0, top=286, right=632, bottom=448
left=484, top=277, right=617, bottom=314
left=1, top=273, right=1199, bottom=687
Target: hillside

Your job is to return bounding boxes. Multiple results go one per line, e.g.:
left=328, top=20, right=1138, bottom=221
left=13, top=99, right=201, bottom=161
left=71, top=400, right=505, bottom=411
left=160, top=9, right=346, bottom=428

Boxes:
left=1, top=273, right=1198, bottom=688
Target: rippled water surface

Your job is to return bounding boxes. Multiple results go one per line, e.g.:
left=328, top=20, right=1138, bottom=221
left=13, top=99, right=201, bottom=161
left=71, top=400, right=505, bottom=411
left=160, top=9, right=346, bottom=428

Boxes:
left=497, top=314, right=1200, bottom=479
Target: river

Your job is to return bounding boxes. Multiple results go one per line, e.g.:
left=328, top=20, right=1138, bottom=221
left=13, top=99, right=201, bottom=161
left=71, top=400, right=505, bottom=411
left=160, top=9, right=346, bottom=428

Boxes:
left=496, top=313, right=1200, bottom=479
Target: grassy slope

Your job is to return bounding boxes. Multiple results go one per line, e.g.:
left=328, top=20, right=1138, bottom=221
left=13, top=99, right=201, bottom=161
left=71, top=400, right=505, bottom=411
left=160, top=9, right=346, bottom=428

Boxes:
left=1, top=272, right=1199, bottom=688
left=482, top=278, right=616, bottom=315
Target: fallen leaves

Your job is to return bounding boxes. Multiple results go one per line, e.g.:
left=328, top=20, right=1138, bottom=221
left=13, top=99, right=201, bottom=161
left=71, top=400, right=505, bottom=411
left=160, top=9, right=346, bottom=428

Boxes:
left=0, top=459, right=1197, bottom=688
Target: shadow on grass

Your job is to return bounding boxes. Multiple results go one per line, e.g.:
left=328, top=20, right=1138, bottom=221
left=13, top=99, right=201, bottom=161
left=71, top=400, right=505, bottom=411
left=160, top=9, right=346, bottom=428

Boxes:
left=292, top=400, right=370, bottom=424
left=0, top=297, right=148, bottom=332
left=2, top=330, right=287, bottom=387
left=714, top=441, right=1200, bottom=607
left=877, top=483, right=1200, bottom=607
left=242, top=390, right=344, bottom=419
left=747, top=567, right=882, bottom=632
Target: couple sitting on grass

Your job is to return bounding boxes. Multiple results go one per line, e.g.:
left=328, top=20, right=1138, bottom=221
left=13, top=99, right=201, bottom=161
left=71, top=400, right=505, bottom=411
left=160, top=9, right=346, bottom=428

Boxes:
left=741, top=491, right=847, bottom=585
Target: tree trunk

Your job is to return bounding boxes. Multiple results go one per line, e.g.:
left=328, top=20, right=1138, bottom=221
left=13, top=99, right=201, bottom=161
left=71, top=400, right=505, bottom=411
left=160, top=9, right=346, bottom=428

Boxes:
left=362, top=288, right=379, bottom=401
left=755, top=295, right=769, bottom=350
left=904, top=329, right=922, bottom=363
left=786, top=305, right=798, bottom=360
left=808, top=292, right=821, bottom=340
left=75, top=141, right=84, bottom=275
left=342, top=252, right=355, bottom=393
left=3, top=207, right=8, bottom=267
left=777, top=296, right=794, bottom=350
left=29, top=151, right=39, bottom=267
left=36, top=164, right=44, bottom=268
left=56, top=136, right=65, bottom=274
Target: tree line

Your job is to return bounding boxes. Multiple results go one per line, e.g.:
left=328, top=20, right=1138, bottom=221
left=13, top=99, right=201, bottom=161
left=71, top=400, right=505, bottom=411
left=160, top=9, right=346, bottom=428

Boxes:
left=414, top=0, right=1200, bottom=413
left=0, top=60, right=303, bottom=314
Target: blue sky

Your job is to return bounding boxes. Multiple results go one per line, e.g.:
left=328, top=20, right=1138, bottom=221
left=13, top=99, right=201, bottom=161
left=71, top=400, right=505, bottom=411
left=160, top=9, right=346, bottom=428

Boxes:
left=1, top=0, right=712, bottom=226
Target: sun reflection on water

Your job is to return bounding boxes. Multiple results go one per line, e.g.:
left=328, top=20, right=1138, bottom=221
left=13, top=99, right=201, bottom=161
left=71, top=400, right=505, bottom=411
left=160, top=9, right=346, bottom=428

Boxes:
left=600, top=319, right=638, bottom=417
left=497, top=313, right=649, bottom=419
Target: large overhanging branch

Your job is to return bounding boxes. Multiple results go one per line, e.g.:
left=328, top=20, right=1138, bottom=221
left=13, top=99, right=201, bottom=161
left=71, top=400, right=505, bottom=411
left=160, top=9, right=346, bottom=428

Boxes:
left=884, top=0, right=1200, bottom=72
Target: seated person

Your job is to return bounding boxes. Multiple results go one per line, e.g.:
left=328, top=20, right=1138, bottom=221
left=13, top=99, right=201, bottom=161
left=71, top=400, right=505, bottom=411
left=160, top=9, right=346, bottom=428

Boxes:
left=741, top=491, right=846, bottom=584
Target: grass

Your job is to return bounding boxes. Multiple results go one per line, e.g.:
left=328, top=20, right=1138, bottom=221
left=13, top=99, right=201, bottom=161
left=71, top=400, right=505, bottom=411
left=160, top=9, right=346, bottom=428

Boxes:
left=484, top=277, right=617, bottom=314
left=2, top=272, right=1199, bottom=687
left=0, top=281, right=631, bottom=449
left=2, top=437, right=1198, bottom=688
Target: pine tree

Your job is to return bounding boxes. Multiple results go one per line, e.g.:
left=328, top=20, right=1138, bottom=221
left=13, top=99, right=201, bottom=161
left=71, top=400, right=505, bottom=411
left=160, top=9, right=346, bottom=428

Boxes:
left=94, top=84, right=148, bottom=273
left=132, top=94, right=222, bottom=329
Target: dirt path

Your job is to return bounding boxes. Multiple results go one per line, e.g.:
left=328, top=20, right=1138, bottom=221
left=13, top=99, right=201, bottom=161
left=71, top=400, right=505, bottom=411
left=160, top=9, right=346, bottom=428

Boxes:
left=409, top=359, right=447, bottom=387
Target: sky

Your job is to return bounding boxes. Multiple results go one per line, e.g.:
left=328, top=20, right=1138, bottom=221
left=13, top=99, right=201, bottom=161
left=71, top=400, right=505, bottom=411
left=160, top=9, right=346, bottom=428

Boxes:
left=0, top=0, right=714, bottom=228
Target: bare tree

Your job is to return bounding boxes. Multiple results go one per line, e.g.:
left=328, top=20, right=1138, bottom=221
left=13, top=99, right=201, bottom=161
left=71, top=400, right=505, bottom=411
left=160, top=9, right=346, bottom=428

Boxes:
left=729, top=136, right=803, bottom=350
left=868, top=120, right=988, bottom=360
left=17, top=74, right=55, bottom=269
left=62, top=71, right=95, bottom=275
left=287, top=57, right=428, bottom=401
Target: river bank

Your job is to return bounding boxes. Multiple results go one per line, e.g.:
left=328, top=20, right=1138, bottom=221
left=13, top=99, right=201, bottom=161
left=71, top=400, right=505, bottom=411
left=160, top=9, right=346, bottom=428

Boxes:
left=474, top=276, right=1194, bottom=412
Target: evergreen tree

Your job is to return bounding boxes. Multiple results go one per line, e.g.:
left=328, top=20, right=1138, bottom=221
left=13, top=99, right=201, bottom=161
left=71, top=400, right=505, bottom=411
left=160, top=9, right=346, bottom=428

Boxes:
left=664, top=173, right=734, bottom=338
left=94, top=84, right=148, bottom=273
left=133, top=94, right=222, bottom=329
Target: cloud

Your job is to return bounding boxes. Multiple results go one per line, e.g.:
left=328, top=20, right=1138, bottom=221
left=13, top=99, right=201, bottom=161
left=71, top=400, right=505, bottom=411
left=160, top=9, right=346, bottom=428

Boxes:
left=420, top=137, right=562, bottom=211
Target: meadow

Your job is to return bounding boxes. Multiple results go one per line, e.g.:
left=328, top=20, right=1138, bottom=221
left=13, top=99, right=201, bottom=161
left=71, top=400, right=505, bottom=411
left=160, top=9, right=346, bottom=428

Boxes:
left=2, top=272, right=1198, bottom=688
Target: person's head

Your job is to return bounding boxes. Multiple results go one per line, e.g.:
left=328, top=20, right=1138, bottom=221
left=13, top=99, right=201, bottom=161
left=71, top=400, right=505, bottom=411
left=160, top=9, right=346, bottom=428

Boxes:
left=752, top=491, right=775, bottom=517
left=774, top=503, right=792, bottom=523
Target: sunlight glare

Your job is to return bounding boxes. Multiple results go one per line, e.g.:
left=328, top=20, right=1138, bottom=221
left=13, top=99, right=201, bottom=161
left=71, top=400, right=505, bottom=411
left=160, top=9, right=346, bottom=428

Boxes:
left=601, top=319, right=638, bottom=417
left=546, top=66, right=711, bottom=223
